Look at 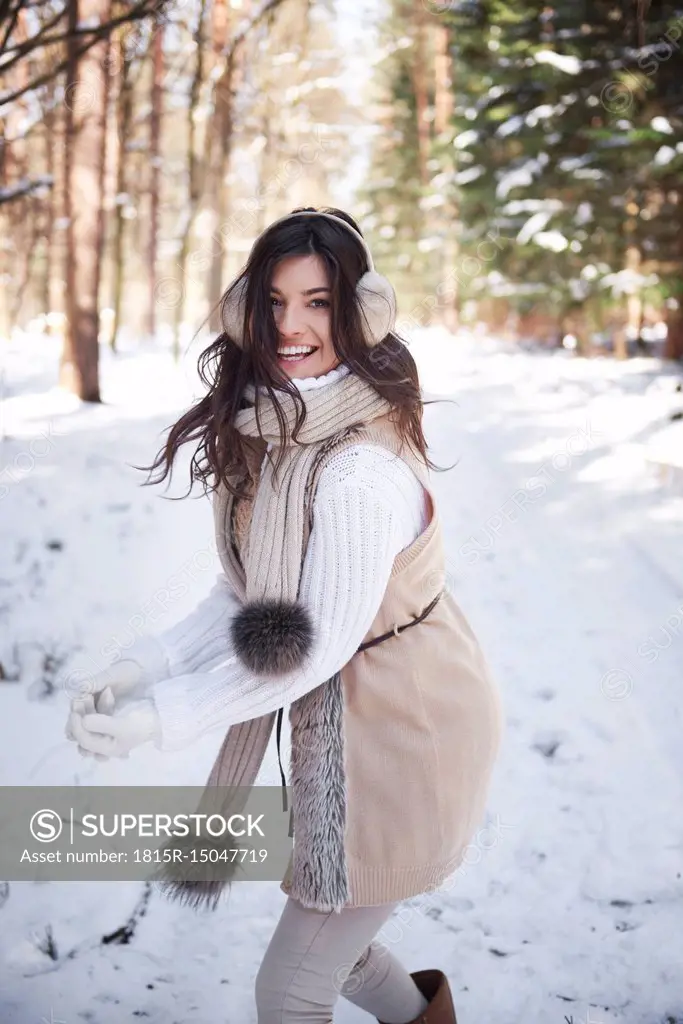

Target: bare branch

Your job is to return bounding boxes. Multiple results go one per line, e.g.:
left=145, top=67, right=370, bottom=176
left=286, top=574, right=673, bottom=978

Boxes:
left=226, top=0, right=288, bottom=59
left=0, top=0, right=173, bottom=105
left=0, top=174, right=53, bottom=205
left=1, top=0, right=158, bottom=62
left=0, top=0, right=24, bottom=56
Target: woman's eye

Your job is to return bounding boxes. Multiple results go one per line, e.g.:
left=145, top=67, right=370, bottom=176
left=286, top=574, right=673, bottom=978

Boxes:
left=270, top=297, right=329, bottom=309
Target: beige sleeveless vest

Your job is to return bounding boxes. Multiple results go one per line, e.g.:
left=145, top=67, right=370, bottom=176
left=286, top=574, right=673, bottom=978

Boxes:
left=220, top=412, right=504, bottom=907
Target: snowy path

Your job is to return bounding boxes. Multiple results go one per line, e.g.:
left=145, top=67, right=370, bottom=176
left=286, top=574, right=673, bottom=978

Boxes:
left=1, top=331, right=682, bottom=1024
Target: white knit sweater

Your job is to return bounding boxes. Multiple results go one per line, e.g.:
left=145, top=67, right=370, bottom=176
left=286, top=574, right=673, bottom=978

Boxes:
left=131, top=363, right=430, bottom=751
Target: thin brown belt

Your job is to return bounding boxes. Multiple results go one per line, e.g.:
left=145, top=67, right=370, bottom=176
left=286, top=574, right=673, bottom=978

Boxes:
left=275, top=589, right=445, bottom=829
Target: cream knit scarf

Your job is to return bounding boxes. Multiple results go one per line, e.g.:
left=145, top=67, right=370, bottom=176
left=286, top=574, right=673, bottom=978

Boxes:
left=155, top=370, right=393, bottom=911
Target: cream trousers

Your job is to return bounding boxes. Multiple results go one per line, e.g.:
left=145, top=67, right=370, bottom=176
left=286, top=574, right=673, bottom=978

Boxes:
left=254, top=896, right=429, bottom=1024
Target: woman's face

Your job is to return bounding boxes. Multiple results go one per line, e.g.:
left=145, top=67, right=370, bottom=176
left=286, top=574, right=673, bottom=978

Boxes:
left=270, top=254, right=342, bottom=378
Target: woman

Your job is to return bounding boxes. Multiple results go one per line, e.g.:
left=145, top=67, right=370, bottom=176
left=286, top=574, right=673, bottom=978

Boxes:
left=66, top=206, right=504, bottom=1024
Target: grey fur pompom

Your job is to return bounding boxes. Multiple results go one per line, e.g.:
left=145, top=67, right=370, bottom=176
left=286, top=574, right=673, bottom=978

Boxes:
left=230, top=599, right=315, bottom=675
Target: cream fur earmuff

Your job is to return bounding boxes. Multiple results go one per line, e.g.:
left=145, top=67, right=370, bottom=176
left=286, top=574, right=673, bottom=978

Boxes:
left=222, top=211, right=397, bottom=349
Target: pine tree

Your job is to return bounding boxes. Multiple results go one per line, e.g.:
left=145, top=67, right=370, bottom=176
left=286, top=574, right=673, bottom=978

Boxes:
left=434, top=0, right=683, bottom=355
left=357, top=0, right=435, bottom=316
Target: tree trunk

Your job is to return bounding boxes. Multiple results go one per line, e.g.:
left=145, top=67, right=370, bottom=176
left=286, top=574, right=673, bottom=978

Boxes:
left=207, top=49, right=237, bottom=333
left=11, top=192, right=41, bottom=326
left=614, top=243, right=641, bottom=360
left=42, top=87, right=58, bottom=322
left=172, top=0, right=211, bottom=360
left=204, top=0, right=287, bottom=330
left=111, top=27, right=134, bottom=353
left=665, top=308, right=683, bottom=360
left=411, top=1, right=430, bottom=190
left=146, top=23, right=164, bottom=343
left=0, top=7, right=29, bottom=339
left=665, top=205, right=683, bottom=360
left=433, top=21, right=451, bottom=136
left=256, top=97, right=275, bottom=235
left=60, top=0, right=112, bottom=401
left=433, top=19, right=458, bottom=331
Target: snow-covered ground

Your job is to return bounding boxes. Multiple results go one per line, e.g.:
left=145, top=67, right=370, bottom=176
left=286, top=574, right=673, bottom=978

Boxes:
left=1, top=327, right=682, bottom=1024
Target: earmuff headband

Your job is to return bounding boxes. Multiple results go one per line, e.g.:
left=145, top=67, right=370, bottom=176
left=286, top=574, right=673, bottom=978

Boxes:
left=223, top=210, right=396, bottom=349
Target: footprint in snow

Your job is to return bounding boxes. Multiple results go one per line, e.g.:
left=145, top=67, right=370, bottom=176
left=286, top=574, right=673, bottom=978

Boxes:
left=531, top=730, right=566, bottom=759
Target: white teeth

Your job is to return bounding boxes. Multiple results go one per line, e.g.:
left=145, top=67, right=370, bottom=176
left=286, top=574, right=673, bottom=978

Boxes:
left=278, top=346, right=316, bottom=356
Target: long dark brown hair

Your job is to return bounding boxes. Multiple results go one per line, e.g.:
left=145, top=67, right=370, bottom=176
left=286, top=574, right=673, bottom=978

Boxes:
left=138, top=205, right=452, bottom=500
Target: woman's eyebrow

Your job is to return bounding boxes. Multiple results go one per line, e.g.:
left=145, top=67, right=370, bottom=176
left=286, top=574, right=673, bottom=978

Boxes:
left=270, top=286, right=331, bottom=295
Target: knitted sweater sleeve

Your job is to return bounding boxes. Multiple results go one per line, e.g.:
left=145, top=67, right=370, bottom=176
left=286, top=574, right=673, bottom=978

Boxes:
left=123, top=573, right=243, bottom=687
left=143, top=444, right=428, bottom=752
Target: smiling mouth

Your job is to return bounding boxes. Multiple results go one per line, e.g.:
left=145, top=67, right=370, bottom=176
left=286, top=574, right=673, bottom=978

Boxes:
left=277, top=346, right=319, bottom=364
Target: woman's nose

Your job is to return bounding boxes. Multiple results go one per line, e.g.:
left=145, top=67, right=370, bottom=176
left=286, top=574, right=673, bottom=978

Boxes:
left=278, top=305, right=304, bottom=337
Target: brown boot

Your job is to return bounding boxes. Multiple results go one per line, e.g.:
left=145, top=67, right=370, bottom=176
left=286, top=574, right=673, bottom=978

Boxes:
left=378, top=969, right=457, bottom=1024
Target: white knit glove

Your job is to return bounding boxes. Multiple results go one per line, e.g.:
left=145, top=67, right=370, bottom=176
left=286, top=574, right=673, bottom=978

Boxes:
left=60, top=636, right=169, bottom=707
left=65, top=659, right=144, bottom=714
left=68, top=698, right=162, bottom=760
left=66, top=690, right=113, bottom=761
left=61, top=637, right=169, bottom=757
left=63, top=661, right=146, bottom=758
